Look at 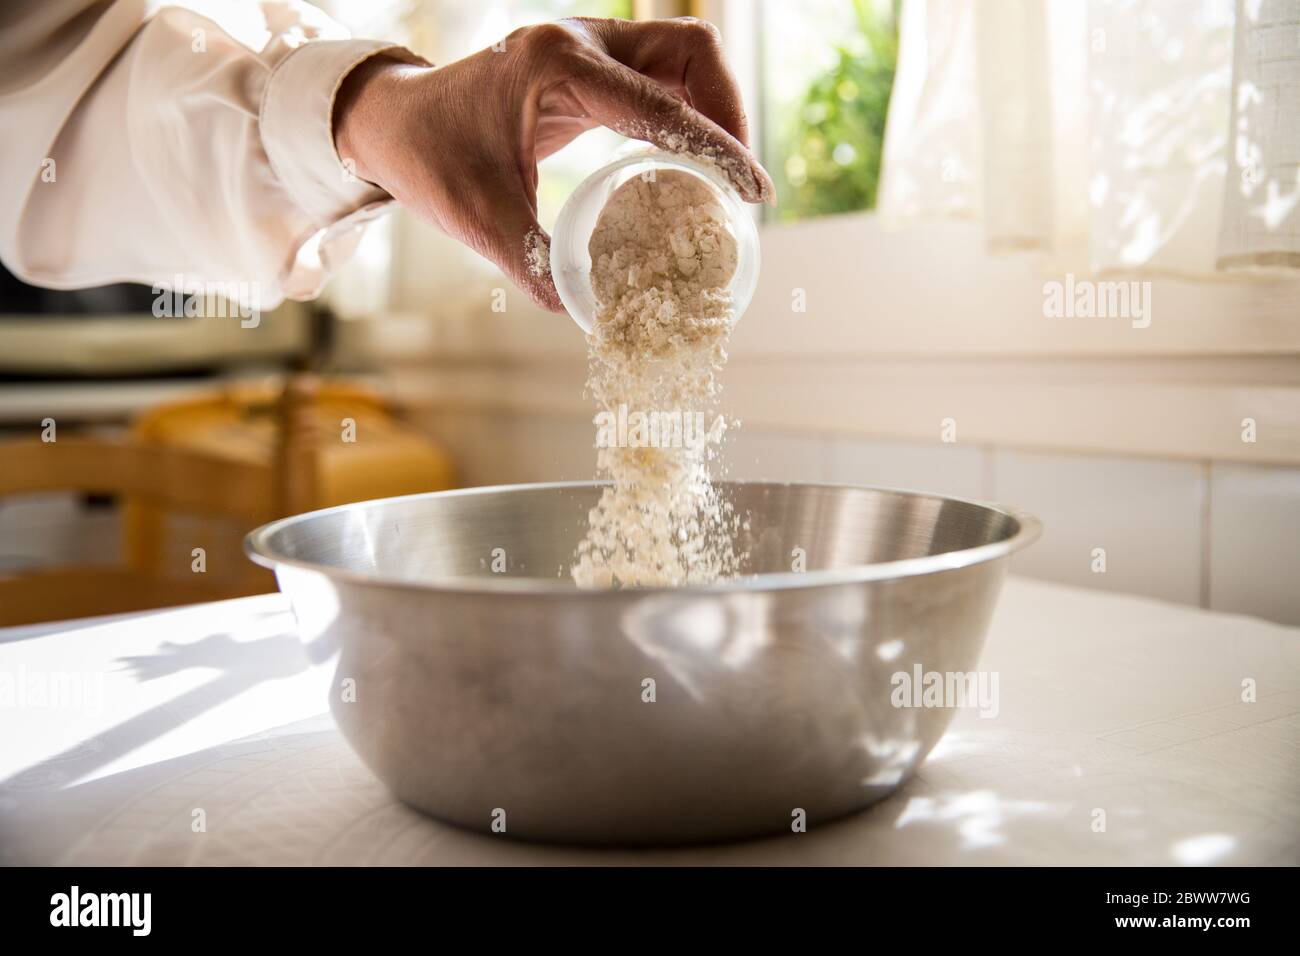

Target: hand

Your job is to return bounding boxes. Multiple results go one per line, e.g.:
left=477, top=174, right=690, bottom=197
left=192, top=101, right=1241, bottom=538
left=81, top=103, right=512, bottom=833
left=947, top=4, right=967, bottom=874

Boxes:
left=332, top=17, right=774, bottom=313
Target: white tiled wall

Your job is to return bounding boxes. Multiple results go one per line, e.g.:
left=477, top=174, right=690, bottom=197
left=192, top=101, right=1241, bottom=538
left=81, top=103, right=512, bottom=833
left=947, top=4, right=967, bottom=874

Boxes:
left=416, top=415, right=1300, bottom=626
left=827, top=437, right=987, bottom=500
left=1209, top=463, right=1300, bottom=625
left=419, top=410, right=595, bottom=486
left=725, top=430, right=829, bottom=482
left=722, top=431, right=989, bottom=498
left=415, top=410, right=514, bottom=488
left=505, top=415, right=598, bottom=484
left=991, top=450, right=1205, bottom=607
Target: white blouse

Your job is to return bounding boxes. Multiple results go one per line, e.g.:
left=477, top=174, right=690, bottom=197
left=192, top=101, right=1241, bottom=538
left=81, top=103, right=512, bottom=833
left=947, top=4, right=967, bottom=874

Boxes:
left=0, top=1, right=424, bottom=307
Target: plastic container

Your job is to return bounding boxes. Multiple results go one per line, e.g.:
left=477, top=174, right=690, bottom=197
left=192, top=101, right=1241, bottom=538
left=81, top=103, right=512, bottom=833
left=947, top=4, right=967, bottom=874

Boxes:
left=549, top=145, right=761, bottom=334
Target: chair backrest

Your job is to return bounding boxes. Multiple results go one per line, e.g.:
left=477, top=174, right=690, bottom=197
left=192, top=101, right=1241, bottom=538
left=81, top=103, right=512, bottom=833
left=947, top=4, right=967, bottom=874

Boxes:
left=0, top=377, right=325, bottom=626
left=0, top=435, right=277, bottom=519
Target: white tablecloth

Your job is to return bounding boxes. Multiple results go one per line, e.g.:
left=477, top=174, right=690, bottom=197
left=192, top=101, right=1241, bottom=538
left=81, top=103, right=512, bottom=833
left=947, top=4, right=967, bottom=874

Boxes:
left=1, top=578, right=1297, bottom=865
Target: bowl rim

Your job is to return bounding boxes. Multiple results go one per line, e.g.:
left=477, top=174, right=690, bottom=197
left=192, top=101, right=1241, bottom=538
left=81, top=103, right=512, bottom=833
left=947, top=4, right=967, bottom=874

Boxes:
left=244, top=480, right=1042, bottom=597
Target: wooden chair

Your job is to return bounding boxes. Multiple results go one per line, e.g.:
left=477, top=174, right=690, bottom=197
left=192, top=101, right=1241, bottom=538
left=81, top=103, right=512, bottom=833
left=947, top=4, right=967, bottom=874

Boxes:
left=0, top=377, right=453, bottom=627
left=0, top=433, right=282, bottom=625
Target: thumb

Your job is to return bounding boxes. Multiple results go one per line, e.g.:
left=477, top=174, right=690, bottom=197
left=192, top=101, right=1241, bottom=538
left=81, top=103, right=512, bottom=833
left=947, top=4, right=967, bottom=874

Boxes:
left=479, top=190, right=565, bottom=314
left=519, top=225, right=565, bottom=315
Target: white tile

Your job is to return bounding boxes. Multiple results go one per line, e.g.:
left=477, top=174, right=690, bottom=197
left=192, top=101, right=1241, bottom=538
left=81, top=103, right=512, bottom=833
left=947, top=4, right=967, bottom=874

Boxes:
left=1209, top=463, right=1300, bottom=626
left=414, top=410, right=518, bottom=487
left=425, top=414, right=846, bottom=487
left=721, top=429, right=828, bottom=482
left=826, top=437, right=987, bottom=499
left=506, top=414, right=597, bottom=483
left=991, top=450, right=1203, bottom=605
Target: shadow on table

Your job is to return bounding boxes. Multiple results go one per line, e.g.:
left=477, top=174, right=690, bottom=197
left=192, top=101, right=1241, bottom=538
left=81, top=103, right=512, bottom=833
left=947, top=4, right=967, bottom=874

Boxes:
left=0, top=629, right=308, bottom=794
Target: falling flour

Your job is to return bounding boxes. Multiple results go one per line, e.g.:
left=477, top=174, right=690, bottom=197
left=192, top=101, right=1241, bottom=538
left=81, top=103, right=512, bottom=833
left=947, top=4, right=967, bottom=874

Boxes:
left=572, top=169, right=743, bottom=588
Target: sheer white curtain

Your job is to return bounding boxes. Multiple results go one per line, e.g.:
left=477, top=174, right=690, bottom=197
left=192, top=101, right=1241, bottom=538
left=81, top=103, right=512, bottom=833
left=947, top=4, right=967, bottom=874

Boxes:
left=878, top=0, right=1300, bottom=276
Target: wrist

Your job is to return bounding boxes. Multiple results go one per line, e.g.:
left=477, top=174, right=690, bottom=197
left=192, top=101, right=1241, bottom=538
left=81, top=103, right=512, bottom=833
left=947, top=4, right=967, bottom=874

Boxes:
left=333, top=55, right=424, bottom=186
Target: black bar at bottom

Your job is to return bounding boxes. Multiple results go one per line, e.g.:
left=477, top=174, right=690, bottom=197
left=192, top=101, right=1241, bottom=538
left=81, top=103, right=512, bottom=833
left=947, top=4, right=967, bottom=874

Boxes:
left=0, top=865, right=1285, bottom=941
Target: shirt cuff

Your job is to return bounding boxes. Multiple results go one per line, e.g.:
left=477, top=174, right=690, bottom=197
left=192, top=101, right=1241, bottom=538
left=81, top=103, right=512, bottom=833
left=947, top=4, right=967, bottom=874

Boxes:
left=260, top=39, right=428, bottom=228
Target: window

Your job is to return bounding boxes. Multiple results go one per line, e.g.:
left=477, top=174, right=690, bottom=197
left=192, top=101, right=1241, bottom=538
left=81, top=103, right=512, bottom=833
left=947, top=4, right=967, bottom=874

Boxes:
left=759, top=0, right=898, bottom=222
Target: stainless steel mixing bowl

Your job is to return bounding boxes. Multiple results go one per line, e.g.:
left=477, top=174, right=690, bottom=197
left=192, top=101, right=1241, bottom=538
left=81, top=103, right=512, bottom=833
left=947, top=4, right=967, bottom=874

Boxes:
left=246, top=481, right=1039, bottom=845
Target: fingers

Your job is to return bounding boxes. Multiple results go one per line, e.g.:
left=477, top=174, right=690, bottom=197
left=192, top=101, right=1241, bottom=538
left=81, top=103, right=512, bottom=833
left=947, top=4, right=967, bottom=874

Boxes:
left=582, top=17, right=751, bottom=148
left=560, top=49, right=775, bottom=204
left=678, top=26, right=752, bottom=150
left=479, top=195, right=565, bottom=314
left=518, top=228, right=565, bottom=314
left=495, top=227, right=564, bottom=314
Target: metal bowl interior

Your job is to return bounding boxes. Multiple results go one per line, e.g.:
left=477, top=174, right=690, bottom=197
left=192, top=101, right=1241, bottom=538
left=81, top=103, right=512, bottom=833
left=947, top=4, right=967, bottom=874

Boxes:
left=245, top=482, right=1040, bottom=845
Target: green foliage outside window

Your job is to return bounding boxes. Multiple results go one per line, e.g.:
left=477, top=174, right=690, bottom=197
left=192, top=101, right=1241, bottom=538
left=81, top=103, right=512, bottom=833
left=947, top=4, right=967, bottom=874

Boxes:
left=771, top=0, right=899, bottom=222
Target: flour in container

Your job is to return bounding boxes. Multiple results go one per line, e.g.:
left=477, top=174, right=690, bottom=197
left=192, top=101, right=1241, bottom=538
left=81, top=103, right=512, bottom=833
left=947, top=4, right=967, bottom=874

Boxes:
left=572, top=168, right=744, bottom=588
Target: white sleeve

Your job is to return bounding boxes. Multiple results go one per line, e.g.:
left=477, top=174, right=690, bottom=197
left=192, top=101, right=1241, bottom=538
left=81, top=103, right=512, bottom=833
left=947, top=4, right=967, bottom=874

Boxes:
left=0, top=0, right=427, bottom=307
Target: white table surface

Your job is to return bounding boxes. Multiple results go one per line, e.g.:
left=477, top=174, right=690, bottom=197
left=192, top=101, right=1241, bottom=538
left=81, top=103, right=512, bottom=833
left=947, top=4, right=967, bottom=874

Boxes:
left=1, top=578, right=1297, bottom=866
